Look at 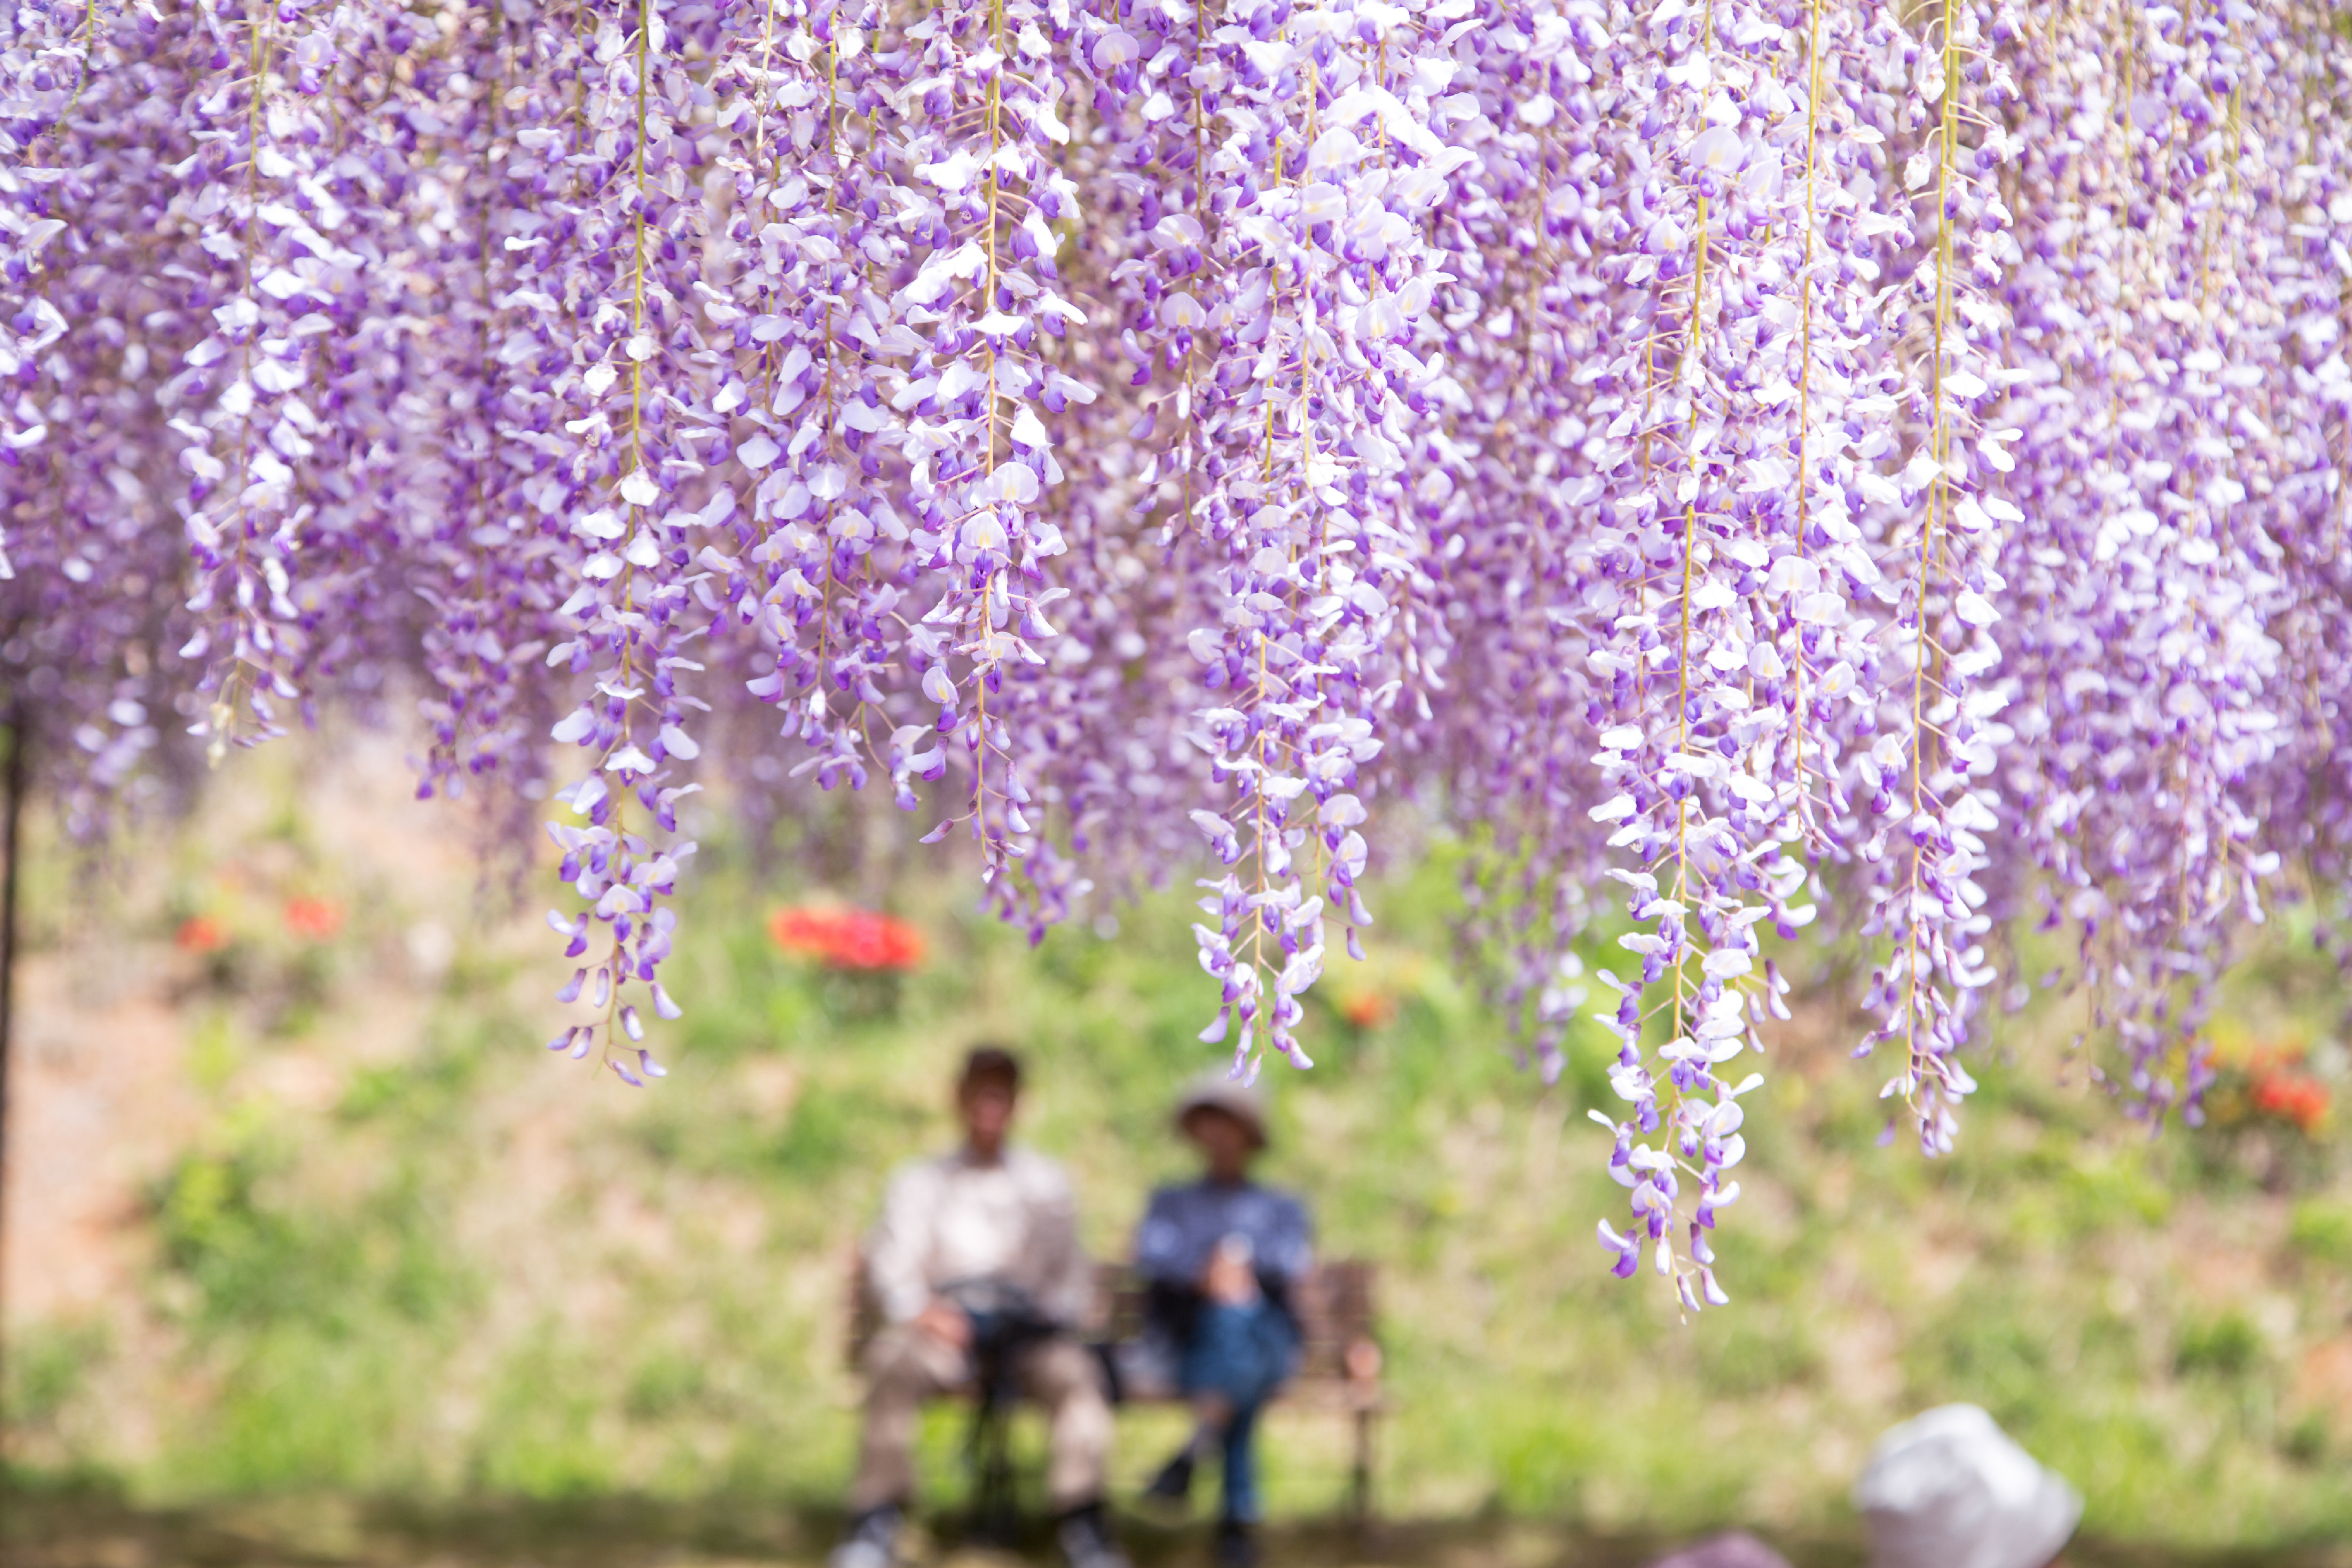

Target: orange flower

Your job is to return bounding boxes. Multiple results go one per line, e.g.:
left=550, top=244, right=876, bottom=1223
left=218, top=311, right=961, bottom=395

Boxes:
left=2252, top=1071, right=2330, bottom=1134
left=175, top=915, right=230, bottom=953
left=768, top=905, right=924, bottom=970
left=1340, top=992, right=1397, bottom=1029
left=283, top=897, right=345, bottom=941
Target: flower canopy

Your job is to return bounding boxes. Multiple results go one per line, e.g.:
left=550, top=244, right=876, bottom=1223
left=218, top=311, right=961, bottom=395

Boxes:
left=4, top=0, right=2349, bottom=1306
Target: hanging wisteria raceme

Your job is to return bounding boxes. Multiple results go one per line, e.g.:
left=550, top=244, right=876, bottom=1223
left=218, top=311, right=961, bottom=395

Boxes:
left=413, top=1, right=536, bottom=804
left=2259, top=6, right=2352, bottom=959
left=1993, top=0, right=2293, bottom=1121
left=9, top=0, right=2352, bottom=1307
left=711, top=0, right=908, bottom=807
left=1094, top=0, right=1462, bottom=1077
left=531, top=0, right=733, bottom=1083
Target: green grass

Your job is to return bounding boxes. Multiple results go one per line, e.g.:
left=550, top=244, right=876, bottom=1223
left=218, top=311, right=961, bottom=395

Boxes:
left=12, top=755, right=2352, bottom=1551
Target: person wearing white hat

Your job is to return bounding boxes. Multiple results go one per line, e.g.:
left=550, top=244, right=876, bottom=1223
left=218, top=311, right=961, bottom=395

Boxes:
left=1855, top=1404, right=2083, bottom=1568
left=1131, top=1074, right=1314, bottom=1568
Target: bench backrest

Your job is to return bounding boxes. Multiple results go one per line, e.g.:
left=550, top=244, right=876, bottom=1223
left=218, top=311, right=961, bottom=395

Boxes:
left=849, top=1257, right=1379, bottom=1382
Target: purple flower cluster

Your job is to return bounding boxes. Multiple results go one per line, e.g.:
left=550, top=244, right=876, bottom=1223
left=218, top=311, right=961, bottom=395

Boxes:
left=6, top=0, right=2351, bottom=1305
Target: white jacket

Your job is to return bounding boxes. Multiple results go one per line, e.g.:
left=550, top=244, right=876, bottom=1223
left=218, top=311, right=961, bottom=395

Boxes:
left=866, top=1144, right=1091, bottom=1327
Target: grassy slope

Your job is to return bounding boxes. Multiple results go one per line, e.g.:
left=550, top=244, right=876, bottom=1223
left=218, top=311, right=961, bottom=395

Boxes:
left=8, top=742, right=2352, bottom=1547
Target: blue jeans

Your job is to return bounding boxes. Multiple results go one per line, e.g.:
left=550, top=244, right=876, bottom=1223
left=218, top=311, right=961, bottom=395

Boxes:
left=1178, top=1302, right=1297, bottom=1523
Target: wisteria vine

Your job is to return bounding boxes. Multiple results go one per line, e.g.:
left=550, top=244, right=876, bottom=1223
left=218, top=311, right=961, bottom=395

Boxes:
left=6, top=0, right=2352, bottom=1309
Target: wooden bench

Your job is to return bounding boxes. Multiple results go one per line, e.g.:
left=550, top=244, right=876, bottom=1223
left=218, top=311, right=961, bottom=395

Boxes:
left=849, top=1258, right=1386, bottom=1524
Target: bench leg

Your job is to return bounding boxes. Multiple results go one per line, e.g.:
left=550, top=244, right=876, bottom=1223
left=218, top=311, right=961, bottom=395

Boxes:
left=1349, top=1406, right=1374, bottom=1525
left=969, top=1402, right=1019, bottom=1547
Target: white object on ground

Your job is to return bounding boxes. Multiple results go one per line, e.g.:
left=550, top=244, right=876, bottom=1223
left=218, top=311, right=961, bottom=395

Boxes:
left=1855, top=1404, right=2083, bottom=1568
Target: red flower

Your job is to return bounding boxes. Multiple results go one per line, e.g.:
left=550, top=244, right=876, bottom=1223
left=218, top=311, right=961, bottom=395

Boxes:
left=283, top=897, right=345, bottom=941
left=1340, top=992, right=1396, bottom=1029
left=2252, top=1071, right=2330, bottom=1134
left=768, top=906, right=924, bottom=970
left=175, top=915, right=230, bottom=953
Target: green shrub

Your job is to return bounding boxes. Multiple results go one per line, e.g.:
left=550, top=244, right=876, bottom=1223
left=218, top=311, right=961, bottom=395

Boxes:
left=2287, top=1199, right=2352, bottom=1267
left=2283, top=1412, right=2331, bottom=1466
left=4, top=1320, right=108, bottom=1428
left=2175, top=1311, right=2263, bottom=1378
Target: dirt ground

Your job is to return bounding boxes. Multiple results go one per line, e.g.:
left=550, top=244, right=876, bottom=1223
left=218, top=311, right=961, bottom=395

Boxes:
left=6, top=1493, right=2352, bottom=1568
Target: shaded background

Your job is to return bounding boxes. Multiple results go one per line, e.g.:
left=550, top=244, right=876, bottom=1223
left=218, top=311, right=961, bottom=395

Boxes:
left=7, top=735, right=2352, bottom=1563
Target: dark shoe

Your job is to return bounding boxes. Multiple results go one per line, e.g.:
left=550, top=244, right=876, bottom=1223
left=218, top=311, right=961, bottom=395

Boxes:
left=1056, top=1500, right=1131, bottom=1568
left=1214, top=1518, right=1259, bottom=1568
left=1142, top=1448, right=1195, bottom=1508
left=827, top=1504, right=902, bottom=1568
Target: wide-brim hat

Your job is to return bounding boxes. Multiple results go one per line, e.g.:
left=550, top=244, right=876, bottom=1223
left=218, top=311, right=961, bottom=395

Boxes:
left=1856, top=1404, right=2082, bottom=1568
left=1174, top=1074, right=1269, bottom=1150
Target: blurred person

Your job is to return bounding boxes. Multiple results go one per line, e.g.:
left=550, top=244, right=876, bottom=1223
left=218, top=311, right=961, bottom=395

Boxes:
left=831, top=1046, right=1125, bottom=1568
left=1133, top=1076, right=1314, bottom=1568
left=1856, top=1404, right=2082, bottom=1568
